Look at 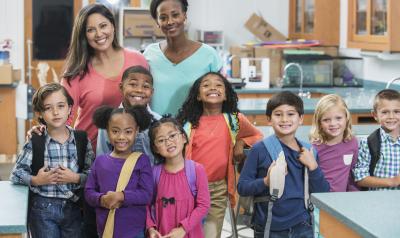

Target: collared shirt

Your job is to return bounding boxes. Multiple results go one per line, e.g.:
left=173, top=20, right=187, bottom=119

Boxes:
left=354, top=128, right=400, bottom=190
left=96, top=104, right=161, bottom=165
left=10, top=126, right=94, bottom=201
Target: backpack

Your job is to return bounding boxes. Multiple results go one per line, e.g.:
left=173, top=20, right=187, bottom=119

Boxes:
left=239, top=135, right=315, bottom=238
left=366, top=128, right=381, bottom=176
left=30, top=131, right=88, bottom=198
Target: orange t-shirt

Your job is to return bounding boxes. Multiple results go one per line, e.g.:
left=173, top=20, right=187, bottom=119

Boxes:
left=191, top=114, right=229, bottom=182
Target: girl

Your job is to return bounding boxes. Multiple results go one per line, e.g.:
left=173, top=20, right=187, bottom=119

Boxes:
left=85, top=105, right=153, bottom=238
left=310, top=94, right=359, bottom=192
left=176, top=72, right=263, bottom=238
left=146, top=116, right=210, bottom=238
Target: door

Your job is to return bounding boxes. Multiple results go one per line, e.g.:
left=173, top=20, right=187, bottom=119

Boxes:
left=24, top=0, right=81, bottom=89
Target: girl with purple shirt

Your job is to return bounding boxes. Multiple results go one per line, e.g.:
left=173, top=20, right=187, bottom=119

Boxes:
left=310, top=94, right=359, bottom=192
left=85, top=105, right=153, bottom=238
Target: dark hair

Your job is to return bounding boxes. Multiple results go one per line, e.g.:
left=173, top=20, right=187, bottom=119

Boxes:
left=149, top=0, right=189, bottom=20
left=373, top=89, right=400, bottom=112
left=266, top=91, right=304, bottom=116
left=92, top=105, right=152, bottom=132
left=32, top=83, right=74, bottom=125
left=121, top=65, right=153, bottom=85
left=176, top=72, right=239, bottom=130
left=148, top=115, right=188, bottom=164
left=63, top=3, right=121, bottom=83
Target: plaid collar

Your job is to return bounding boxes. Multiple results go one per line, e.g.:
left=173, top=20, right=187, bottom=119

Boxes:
left=44, top=126, right=76, bottom=145
left=379, top=127, right=400, bottom=144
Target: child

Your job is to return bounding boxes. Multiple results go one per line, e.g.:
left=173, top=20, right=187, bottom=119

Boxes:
left=146, top=116, right=210, bottom=238
left=85, top=105, right=153, bottom=238
left=310, top=94, right=359, bottom=192
left=353, top=89, right=400, bottom=190
left=96, top=65, right=161, bottom=165
left=10, top=83, right=94, bottom=238
left=176, top=72, right=263, bottom=238
left=237, top=91, right=330, bottom=238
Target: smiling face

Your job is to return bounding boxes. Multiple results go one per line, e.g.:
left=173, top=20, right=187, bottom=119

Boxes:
left=120, top=73, right=153, bottom=107
left=107, top=113, right=138, bottom=157
left=268, top=104, right=303, bottom=138
left=40, top=90, right=71, bottom=130
left=197, top=74, right=226, bottom=107
left=153, top=122, right=186, bottom=161
left=85, top=13, right=115, bottom=52
left=373, top=99, right=400, bottom=137
left=156, top=0, right=186, bottom=38
left=320, top=106, right=347, bottom=143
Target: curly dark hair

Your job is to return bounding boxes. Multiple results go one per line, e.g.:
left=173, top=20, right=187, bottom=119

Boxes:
left=149, top=0, right=189, bottom=20
left=148, top=115, right=188, bottom=164
left=92, top=105, right=152, bottom=132
left=176, top=72, right=240, bottom=131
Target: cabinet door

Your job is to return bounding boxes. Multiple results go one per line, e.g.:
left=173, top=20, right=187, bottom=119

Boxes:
left=304, top=0, right=315, bottom=34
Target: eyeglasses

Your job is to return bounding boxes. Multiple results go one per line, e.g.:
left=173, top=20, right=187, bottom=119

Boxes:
left=155, top=132, right=181, bottom=146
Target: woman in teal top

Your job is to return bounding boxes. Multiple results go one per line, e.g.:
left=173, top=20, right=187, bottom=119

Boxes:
left=144, top=0, right=222, bottom=115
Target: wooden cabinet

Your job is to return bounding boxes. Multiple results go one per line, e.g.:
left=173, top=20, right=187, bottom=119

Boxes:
left=347, top=0, right=400, bottom=51
left=289, top=0, right=340, bottom=46
left=0, top=87, right=17, bottom=155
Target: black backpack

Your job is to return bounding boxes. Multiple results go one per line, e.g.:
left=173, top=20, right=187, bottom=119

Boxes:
left=366, top=129, right=381, bottom=177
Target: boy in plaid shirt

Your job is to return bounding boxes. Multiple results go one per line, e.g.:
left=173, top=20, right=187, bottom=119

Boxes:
left=354, top=89, right=400, bottom=190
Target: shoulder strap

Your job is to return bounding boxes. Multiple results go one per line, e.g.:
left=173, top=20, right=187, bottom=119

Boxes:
left=153, top=164, right=162, bottom=191
left=223, top=113, right=239, bottom=145
left=367, top=129, right=381, bottom=176
left=73, top=130, right=88, bottom=173
left=103, top=152, right=141, bottom=238
left=185, top=159, right=197, bottom=197
left=31, top=133, right=46, bottom=176
left=262, top=135, right=283, bottom=161
left=183, top=122, right=192, bottom=138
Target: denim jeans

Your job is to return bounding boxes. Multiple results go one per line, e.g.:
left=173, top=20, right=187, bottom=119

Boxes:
left=254, top=220, right=314, bottom=238
left=29, top=195, right=82, bottom=238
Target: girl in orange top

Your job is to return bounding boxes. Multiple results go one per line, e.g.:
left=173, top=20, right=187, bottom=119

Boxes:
left=177, top=72, right=262, bottom=238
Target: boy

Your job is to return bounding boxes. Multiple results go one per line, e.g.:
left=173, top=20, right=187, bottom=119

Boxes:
left=10, top=83, right=94, bottom=238
left=354, top=89, right=400, bottom=190
left=237, top=91, right=329, bottom=238
left=96, top=66, right=161, bottom=165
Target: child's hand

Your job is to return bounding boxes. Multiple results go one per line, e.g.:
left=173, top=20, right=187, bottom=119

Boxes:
left=298, top=147, right=318, bottom=171
left=55, top=165, right=80, bottom=184
left=100, top=191, right=124, bottom=209
left=26, top=125, right=46, bottom=141
left=31, top=167, right=58, bottom=186
left=162, top=227, right=186, bottom=238
left=148, top=227, right=162, bottom=238
left=233, top=139, right=246, bottom=164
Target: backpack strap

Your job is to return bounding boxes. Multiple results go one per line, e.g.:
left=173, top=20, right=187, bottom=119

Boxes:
left=73, top=130, right=88, bottom=173
left=367, top=128, right=381, bottom=176
left=223, top=113, right=239, bottom=145
left=184, top=159, right=197, bottom=197
left=262, top=135, right=282, bottom=161
left=31, top=133, right=46, bottom=176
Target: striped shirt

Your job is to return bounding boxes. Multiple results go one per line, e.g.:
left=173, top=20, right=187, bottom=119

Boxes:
left=354, top=128, right=400, bottom=190
left=10, top=126, right=94, bottom=201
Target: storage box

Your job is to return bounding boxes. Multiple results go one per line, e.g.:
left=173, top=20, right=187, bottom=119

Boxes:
left=0, top=64, right=20, bottom=85
left=245, top=13, right=286, bottom=42
left=230, top=46, right=254, bottom=78
left=123, top=10, right=163, bottom=37
left=254, top=47, right=283, bottom=86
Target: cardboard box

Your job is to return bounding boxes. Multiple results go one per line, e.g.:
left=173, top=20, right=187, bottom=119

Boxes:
left=0, top=64, right=21, bottom=85
left=245, top=13, right=286, bottom=42
left=124, top=11, right=163, bottom=37
left=254, top=47, right=283, bottom=86
left=230, top=46, right=254, bottom=78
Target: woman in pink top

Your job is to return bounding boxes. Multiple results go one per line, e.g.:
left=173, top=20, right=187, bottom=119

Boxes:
left=61, top=4, right=148, bottom=151
left=147, top=116, right=210, bottom=238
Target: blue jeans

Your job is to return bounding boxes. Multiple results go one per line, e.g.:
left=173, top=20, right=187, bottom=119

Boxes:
left=254, top=221, right=314, bottom=238
left=29, top=195, right=82, bottom=238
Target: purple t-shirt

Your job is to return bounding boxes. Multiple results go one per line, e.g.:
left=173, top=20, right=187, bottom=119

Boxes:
left=313, top=137, right=359, bottom=192
left=85, top=153, right=153, bottom=238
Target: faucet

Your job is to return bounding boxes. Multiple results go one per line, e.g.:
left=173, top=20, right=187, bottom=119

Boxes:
left=283, top=62, right=310, bottom=98
left=386, top=77, right=400, bottom=89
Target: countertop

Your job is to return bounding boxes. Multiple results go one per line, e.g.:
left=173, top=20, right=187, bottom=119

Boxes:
left=311, top=191, right=400, bottom=238
left=0, top=181, right=28, bottom=234
left=236, top=80, right=391, bottom=115
left=257, top=124, right=379, bottom=142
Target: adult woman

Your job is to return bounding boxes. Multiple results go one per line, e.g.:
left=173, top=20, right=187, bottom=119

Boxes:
left=144, top=0, right=222, bottom=115
left=62, top=4, right=148, bottom=151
